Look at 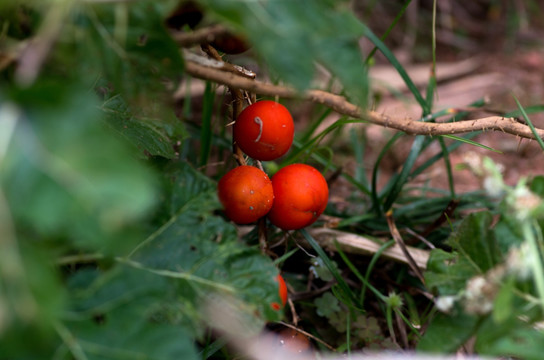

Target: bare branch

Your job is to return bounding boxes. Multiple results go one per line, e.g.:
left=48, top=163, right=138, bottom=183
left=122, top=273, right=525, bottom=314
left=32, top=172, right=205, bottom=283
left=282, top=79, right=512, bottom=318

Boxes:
left=182, top=60, right=544, bottom=141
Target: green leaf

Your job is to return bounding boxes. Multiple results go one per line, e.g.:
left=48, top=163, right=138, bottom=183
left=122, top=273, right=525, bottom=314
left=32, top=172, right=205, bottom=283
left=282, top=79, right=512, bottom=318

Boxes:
left=446, top=212, right=501, bottom=273
left=84, top=1, right=184, bottom=103
left=440, top=134, right=502, bottom=153
left=417, top=306, right=479, bottom=353
left=101, top=92, right=187, bottom=159
left=493, top=216, right=525, bottom=253
left=492, top=277, right=515, bottom=324
left=67, top=302, right=198, bottom=360
left=62, top=162, right=281, bottom=358
left=530, top=176, right=544, bottom=198
left=425, top=212, right=502, bottom=295
left=475, top=316, right=544, bottom=360
left=129, top=202, right=281, bottom=321
left=1, top=83, right=157, bottom=253
left=425, top=249, right=475, bottom=295
left=204, top=0, right=368, bottom=105
left=314, top=292, right=342, bottom=319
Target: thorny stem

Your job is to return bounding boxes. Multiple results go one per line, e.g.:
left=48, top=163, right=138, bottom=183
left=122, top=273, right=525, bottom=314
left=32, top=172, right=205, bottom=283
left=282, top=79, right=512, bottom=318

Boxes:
left=181, top=59, right=544, bottom=141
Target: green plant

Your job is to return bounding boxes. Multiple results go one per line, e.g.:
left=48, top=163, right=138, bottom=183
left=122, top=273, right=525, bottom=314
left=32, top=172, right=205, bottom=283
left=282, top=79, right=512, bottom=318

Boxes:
left=3, top=0, right=544, bottom=359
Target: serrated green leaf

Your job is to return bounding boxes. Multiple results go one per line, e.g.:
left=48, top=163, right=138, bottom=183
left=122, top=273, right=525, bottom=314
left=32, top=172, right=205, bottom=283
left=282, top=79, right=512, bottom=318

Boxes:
left=67, top=303, right=198, bottom=360
left=101, top=93, right=186, bottom=159
left=62, top=162, right=282, bottom=357
left=159, top=161, right=217, bottom=218
left=493, top=216, right=525, bottom=253
left=314, top=292, right=341, bottom=319
left=447, top=212, right=501, bottom=273
left=424, top=249, right=475, bottom=295
left=1, top=83, right=157, bottom=253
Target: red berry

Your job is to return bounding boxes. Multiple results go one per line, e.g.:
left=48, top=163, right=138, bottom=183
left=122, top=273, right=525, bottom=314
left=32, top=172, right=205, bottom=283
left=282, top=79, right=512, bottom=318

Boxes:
left=271, top=274, right=288, bottom=310
left=275, top=327, right=312, bottom=354
left=268, top=164, right=328, bottom=230
left=218, top=166, right=274, bottom=224
left=233, top=101, right=294, bottom=161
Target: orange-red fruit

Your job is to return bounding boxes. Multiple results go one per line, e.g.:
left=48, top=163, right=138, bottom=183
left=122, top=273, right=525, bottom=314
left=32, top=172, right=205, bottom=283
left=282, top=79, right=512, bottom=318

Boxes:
left=233, top=100, right=294, bottom=161
left=218, top=166, right=274, bottom=224
left=275, top=328, right=312, bottom=354
left=271, top=274, right=288, bottom=310
left=268, top=164, right=328, bottom=230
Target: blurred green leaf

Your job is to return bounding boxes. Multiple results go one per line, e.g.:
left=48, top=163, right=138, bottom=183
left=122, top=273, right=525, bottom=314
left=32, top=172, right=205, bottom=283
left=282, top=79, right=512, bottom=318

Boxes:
left=530, top=176, right=544, bottom=198
left=475, top=315, right=544, bottom=360
left=493, top=216, right=525, bottom=252
left=425, top=212, right=502, bottom=295
left=315, top=292, right=341, bottom=318
left=492, top=277, right=515, bottom=324
left=447, top=212, right=501, bottom=273
left=60, top=162, right=281, bottom=358
left=66, top=301, right=198, bottom=360
left=417, top=306, right=479, bottom=353
left=84, top=1, right=184, bottom=103
left=203, top=0, right=368, bottom=105
left=101, top=91, right=186, bottom=159
left=1, top=82, right=157, bottom=253
left=425, top=249, right=475, bottom=295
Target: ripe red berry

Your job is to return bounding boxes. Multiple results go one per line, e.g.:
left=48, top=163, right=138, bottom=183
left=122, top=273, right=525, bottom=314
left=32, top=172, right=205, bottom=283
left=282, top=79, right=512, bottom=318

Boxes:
left=267, top=164, right=328, bottom=230
left=274, top=327, right=312, bottom=354
left=271, top=274, right=288, bottom=310
left=233, top=100, right=294, bottom=161
left=218, top=166, right=274, bottom=224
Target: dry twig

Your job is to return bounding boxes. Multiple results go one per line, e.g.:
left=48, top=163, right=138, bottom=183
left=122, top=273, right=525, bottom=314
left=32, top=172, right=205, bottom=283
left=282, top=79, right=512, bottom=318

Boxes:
left=181, top=59, right=544, bottom=141
left=305, top=228, right=430, bottom=270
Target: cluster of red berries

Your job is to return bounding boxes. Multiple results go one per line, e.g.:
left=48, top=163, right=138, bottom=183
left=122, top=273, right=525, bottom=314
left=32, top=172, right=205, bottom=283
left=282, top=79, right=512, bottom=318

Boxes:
left=218, top=100, right=329, bottom=231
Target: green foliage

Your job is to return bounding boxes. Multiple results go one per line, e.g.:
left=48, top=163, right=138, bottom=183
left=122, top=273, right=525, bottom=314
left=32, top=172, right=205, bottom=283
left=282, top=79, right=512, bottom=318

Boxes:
left=201, top=0, right=368, bottom=105
left=0, top=1, right=281, bottom=358
left=421, top=171, right=544, bottom=359
left=3, top=0, right=544, bottom=358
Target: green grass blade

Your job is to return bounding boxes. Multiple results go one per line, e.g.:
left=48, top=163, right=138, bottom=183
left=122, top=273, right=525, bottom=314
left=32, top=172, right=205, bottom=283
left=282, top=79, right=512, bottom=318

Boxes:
left=441, top=134, right=502, bottom=153
left=360, top=240, right=395, bottom=305
left=300, top=229, right=360, bottom=308
left=438, top=138, right=456, bottom=198
left=383, top=135, right=426, bottom=211
left=362, top=24, right=428, bottom=112
left=334, top=240, right=388, bottom=303
left=299, top=106, right=333, bottom=143
left=411, top=132, right=479, bottom=179
left=283, top=117, right=358, bottom=165
left=505, top=104, right=544, bottom=118
left=424, top=0, right=438, bottom=113
left=371, top=132, right=404, bottom=214
left=365, top=0, right=413, bottom=64
left=350, top=127, right=370, bottom=190
left=513, top=96, right=544, bottom=152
